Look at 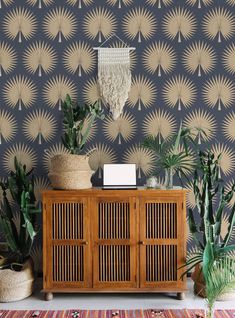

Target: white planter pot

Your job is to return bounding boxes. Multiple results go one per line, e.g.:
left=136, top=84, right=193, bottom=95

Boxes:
left=0, top=260, right=34, bottom=302
left=49, top=154, right=94, bottom=190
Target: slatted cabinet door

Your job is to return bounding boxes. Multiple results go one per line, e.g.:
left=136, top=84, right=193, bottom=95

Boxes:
left=43, top=197, right=91, bottom=290
left=139, top=195, right=186, bottom=291
left=92, top=197, right=137, bottom=289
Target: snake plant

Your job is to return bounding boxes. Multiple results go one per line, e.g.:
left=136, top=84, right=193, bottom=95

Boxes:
left=0, top=157, right=40, bottom=265
left=183, top=151, right=235, bottom=276
left=61, top=94, right=104, bottom=155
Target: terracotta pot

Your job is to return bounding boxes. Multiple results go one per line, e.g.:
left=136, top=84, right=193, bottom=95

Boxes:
left=49, top=154, right=94, bottom=190
left=191, top=264, right=235, bottom=301
left=0, top=259, right=34, bottom=302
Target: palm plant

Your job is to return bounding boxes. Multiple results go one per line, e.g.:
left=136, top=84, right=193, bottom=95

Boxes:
left=61, top=94, right=104, bottom=155
left=0, top=157, right=40, bottom=266
left=142, top=124, right=201, bottom=188
left=205, top=257, right=235, bottom=317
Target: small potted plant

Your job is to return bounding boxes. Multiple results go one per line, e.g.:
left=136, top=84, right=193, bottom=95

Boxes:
left=49, top=95, right=104, bottom=190
left=0, top=157, right=40, bottom=302
left=181, top=151, right=235, bottom=306
left=143, top=124, right=200, bottom=188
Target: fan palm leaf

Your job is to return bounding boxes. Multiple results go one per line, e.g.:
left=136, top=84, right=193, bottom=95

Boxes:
left=183, top=109, right=216, bottom=144
left=203, top=7, right=235, bottom=42
left=34, top=177, right=51, bottom=205
left=143, top=41, right=176, bottom=76
left=145, top=0, right=173, bottom=9
left=3, top=75, right=37, bottom=110
left=202, top=75, right=235, bottom=110
left=43, top=7, right=77, bottom=42
left=123, top=144, right=155, bottom=178
left=22, top=109, right=56, bottom=144
left=66, top=0, right=93, bottom=8
left=83, top=77, right=102, bottom=105
left=43, top=75, right=76, bottom=110
left=211, top=143, right=235, bottom=177
left=3, top=7, right=37, bottom=43
left=222, top=43, right=235, bottom=75
left=0, top=42, right=17, bottom=76
left=186, top=0, right=213, bottom=8
left=163, top=75, right=196, bottom=110
left=226, top=0, right=235, bottom=5
left=0, top=110, right=17, bottom=144
left=0, top=0, right=14, bottom=8
left=163, top=7, right=197, bottom=42
left=142, top=109, right=176, bottom=143
left=27, top=0, right=53, bottom=8
left=182, top=41, right=216, bottom=76
left=3, top=143, right=37, bottom=173
left=3, top=7, right=37, bottom=42
left=222, top=111, right=235, bottom=143
left=122, top=7, right=157, bottom=42
left=106, top=0, right=132, bottom=8
left=127, top=75, right=157, bottom=110
left=83, top=7, right=117, bottom=42
left=103, top=112, right=137, bottom=144
left=87, top=143, right=117, bottom=178
left=23, top=41, right=57, bottom=76
left=63, top=41, right=95, bottom=76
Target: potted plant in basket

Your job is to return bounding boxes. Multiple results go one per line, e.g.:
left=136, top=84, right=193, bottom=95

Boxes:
left=0, top=157, right=40, bottom=302
left=49, top=94, right=104, bottom=190
left=181, top=151, right=235, bottom=317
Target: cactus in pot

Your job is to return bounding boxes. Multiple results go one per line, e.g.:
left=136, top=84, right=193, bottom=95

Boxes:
left=49, top=95, right=104, bottom=190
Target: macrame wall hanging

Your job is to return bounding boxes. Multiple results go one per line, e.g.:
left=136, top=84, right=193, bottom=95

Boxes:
left=94, top=34, right=135, bottom=120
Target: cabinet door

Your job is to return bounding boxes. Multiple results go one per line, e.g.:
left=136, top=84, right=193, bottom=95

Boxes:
left=139, top=196, right=186, bottom=290
left=44, top=197, right=91, bottom=290
left=92, top=197, right=137, bottom=289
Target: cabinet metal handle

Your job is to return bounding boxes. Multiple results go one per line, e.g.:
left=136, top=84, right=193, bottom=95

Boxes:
left=81, top=241, right=88, bottom=245
left=139, top=241, right=145, bottom=245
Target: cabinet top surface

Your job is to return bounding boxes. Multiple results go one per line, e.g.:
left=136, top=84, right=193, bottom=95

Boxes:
left=42, top=187, right=188, bottom=196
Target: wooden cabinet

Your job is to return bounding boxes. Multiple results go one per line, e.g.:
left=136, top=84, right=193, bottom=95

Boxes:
left=43, top=189, right=187, bottom=300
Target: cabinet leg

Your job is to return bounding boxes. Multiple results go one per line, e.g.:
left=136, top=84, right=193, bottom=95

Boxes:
left=44, top=292, right=53, bottom=301
left=177, top=292, right=185, bottom=300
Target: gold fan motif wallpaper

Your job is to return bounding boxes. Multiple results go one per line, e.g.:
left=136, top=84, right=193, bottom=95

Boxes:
left=0, top=0, right=234, bottom=269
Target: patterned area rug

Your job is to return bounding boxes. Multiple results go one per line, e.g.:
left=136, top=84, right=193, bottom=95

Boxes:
left=0, top=309, right=235, bottom=318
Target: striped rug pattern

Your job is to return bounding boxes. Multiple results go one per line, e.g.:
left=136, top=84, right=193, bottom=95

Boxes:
left=0, top=309, right=234, bottom=318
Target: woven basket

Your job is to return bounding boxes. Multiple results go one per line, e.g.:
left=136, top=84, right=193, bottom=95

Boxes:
left=49, top=154, right=94, bottom=190
left=192, top=264, right=235, bottom=301
left=0, top=260, right=34, bottom=302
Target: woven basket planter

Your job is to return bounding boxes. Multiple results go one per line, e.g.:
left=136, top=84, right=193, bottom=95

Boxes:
left=49, top=154, right=94, bottom=190
left=0, top=259, right=34, bottom=302
left=192, top=264, right=235, bottom=301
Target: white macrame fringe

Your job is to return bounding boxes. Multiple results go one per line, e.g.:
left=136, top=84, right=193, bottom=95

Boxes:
left=98, top=48, right=131, bottom=120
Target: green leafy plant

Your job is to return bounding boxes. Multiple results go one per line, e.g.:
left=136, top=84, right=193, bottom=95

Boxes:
left=61, top=94, right=104, bottom=155
left=143, top=124, right=201, bottom=187
left=0, top=157, right=40, bottom=266
left=183, top=151, right=235, bottom=276
left=205, top=257, right=235, bottom=318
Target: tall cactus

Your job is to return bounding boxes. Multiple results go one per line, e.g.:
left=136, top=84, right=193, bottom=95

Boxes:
left=185, top=151, right=235, bottom=278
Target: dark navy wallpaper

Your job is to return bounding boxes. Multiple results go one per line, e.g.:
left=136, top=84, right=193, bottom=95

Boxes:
left=0, top=0, right=235, bottom=269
